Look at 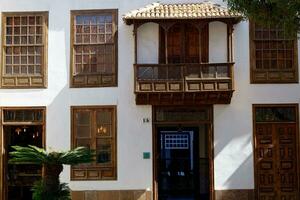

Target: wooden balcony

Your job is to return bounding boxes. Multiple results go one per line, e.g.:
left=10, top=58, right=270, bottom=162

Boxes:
left=134, top=63, right=234, bottom=105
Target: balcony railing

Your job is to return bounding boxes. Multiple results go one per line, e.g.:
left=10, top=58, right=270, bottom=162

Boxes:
left=134, top=63, right=234, bottom=93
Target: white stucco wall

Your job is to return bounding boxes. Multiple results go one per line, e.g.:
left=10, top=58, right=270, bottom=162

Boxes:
left=214, top=20, right=300, bottom=190
left=137, top=23, right=159, bottom=64
left=209, top=21, right=227, bottom=63
left=0, top=0, right=153, bottom=191
left=0, top=0, right=299, bottom=194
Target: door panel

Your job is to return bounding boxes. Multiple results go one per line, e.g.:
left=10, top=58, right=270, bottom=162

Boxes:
left=276, top=124, right=298, bottom=200
left=255, top=123, right=299, bottom=199
left=256, top=124, right=277, bottom=199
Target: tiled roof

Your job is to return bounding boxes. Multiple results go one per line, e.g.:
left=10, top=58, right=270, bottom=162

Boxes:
left=123, top=1, right=242, bottom=23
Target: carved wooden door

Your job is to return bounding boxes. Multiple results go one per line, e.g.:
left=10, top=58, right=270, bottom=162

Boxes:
left=255, top=123, right=299, bottom=199
left=276, top=124, right=298, bottom=200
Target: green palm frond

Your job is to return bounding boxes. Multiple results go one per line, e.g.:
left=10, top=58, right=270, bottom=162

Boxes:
left=9, top=145, right=94, bottom=200
left=9, top=145, right=95, bottom=165
left=9, top=145, right=48, bottom=165
left=58, top=147, right=95, bottom=165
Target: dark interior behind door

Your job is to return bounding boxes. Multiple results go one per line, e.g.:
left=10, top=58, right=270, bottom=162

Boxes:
left=157, top=126, right=209, bottom=200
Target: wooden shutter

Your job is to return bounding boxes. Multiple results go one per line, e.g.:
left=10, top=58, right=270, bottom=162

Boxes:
left=159, top=23, right=208, bottom=64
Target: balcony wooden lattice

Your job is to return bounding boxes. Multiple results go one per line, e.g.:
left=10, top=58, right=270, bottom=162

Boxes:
left=134, top=63, right=234, bottom=105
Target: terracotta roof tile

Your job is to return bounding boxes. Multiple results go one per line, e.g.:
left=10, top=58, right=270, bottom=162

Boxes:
left=123, top=1, right=242, bottom=23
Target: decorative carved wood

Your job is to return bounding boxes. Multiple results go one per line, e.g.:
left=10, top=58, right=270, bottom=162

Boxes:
left=136, top=91, right=233, bottom=105
left=277, top=124, right=299, bottom=200
left=134, top=63, right=234, bottom=105
left=254, top=105, right=299, bottom=199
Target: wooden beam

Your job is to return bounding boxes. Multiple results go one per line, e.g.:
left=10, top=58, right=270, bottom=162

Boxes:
left=159, top=22, right=176, bottom=64
left=133, top=23, right=138, bottom=64
left=227, top=23, right=234, bottom=62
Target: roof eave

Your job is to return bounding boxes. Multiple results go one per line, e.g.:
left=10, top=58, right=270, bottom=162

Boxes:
left=123, top=16, right=243, bottom=25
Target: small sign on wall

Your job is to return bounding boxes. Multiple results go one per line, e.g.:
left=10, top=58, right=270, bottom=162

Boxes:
left=143, top=152, right=151, bottom=159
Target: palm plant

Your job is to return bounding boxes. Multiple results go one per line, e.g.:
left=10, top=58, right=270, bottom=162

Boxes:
left=9, top=145, right=95, bottom=200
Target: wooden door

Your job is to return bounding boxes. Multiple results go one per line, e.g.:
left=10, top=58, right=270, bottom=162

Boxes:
left=276, top=124, right=298, bottom=200
left=255, top=122, right=299, bottom=199
left=255, top=123, right=277, bottom=199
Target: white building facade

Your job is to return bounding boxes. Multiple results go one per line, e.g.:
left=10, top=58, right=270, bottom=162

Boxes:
left=0, top=0, right=299, bottom=200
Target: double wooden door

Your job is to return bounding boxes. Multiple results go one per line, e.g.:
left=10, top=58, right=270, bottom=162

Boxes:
left=255, top=123, right=299, bottom=199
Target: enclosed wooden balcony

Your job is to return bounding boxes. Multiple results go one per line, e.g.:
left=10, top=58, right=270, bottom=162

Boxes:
left=135, top=63, right=234, bottom=105
left=123, top=2, right=242, bottom=105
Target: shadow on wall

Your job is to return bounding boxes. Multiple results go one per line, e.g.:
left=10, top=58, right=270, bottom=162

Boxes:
left=213, top=106, right=254, bottom=189
left=215, top=154, right=254, bottom=200
left=224, top=153, right=253, bottom=187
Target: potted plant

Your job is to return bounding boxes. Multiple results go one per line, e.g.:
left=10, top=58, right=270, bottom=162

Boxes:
left=9, top=145, right=94, bottom=200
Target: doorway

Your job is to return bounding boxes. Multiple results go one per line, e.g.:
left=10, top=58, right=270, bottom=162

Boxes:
left=253, top=105, right=299, bottom=199
left=153, top=106, right=213, bottom=200
left=1, top=108, right=45, bottom=200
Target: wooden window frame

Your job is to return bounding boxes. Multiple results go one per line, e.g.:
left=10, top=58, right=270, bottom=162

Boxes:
left=70, top=10, right=118, bottom=88
left=1, top=12, right=48, bottom=88
left=249, top=21, right=299, bottom=84
left=71, top=106, right=117, bottom=180
left=0, top=107, right=46, bottom=200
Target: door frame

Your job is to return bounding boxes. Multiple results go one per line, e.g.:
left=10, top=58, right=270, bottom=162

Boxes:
left=0, top=107, right=46, bottom=200
left=152, top=106, right=214, bottom=200
left=252, top=104, right=300, bottom=199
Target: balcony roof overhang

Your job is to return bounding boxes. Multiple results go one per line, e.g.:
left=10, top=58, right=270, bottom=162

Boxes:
left=123, top=2, right=243, bottom=25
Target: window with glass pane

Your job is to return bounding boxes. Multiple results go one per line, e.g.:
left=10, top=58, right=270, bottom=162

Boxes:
left=71, top=10, right=118, bottom=87
left=255, top=106, right=296, bottom=122
left=2, top=12, right=48, bottom=88
left=4, top=109, right=44, bottom=122
left=71, top=106, right=116, bottom=180
left=250, top=22, right=298, bottom=83
left=155, top=107, right=210, bottom=122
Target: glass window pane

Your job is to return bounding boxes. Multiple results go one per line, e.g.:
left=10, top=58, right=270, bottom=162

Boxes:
left=96, top=139, right=112, bottom=164
left=217, top=66, right=229, bottom=78
left=156, top=107, right=209, bottom=122
left=202, top=66, right=215, bottom=78
left=255, top=107, right=296, bottom=122
left=77, top=139, right=91, bottom=149
left=3, top=109, right=44, bottom=122
left=96, top=110, right=112, bottom=124
left=76, top=126, right=91, bottom=138
left=75, top=111, right=90, bottom=125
